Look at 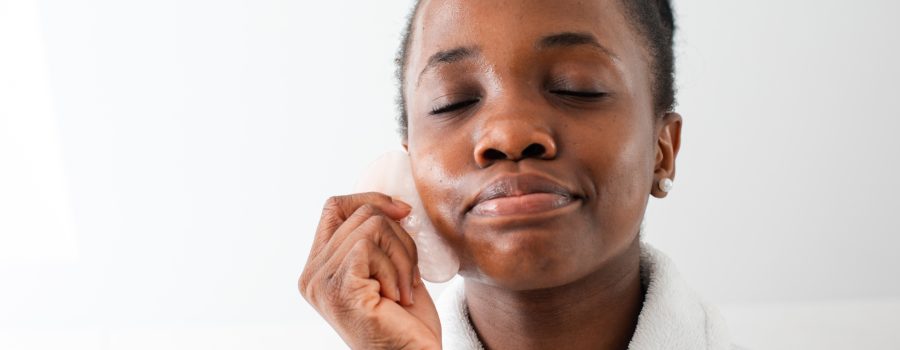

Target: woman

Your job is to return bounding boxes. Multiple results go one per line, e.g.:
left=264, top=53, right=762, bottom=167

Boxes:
left=300, top=0, right=737, bottom=348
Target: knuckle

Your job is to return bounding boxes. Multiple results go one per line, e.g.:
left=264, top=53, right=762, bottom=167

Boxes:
left=323, top=241, right=368, bottom=307
left=298, top=269, right=321, bottom=305
left=371, top=214, right=391, bottom=227
left=298, top=270, right=311, bottom=295
left=380, top=235, right=394, bottom=254
left=356, top=203, right=380, bottom=217
left=359, top=213, right=387, bottom=234
left=318, top=196, right=346, bottom=230
left=320, top=212, right=341, bottom=229
left=322, top=195, right=345, bottom=214
left=323, top=270, right=344, bottom=307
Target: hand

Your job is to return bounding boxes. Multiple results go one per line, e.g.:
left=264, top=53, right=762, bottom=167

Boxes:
left=299, top=193, right=441, bottom=349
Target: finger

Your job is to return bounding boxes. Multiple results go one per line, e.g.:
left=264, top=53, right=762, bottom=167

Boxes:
left=304, top=238, right=400, bottom=315
left=386, top=217, right=418, bottom=274
left=382, top=216, right=419, bottom=290
left=302, top=201, right=395, bottom=304
left=309, top=193, right=411, bottom=263
left=310, top=203, right=399, bottom=273
left=378, top=219, right=418, bottom=306
left=325, top=214, right=417, bottom=306
left=304, top=198, right=415, bottom=307
left=323, top=192, right=411, bottom=228
left=346, top=239, right=403, bottom=303
left=325, top=204, right=419, bottom=277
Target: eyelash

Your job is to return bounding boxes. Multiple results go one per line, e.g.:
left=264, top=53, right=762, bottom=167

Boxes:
left=428, top=90, right=605, bottom=115
left=549, top=90, right=607, bottom=99
left=430, top=99, right=480, bottom=115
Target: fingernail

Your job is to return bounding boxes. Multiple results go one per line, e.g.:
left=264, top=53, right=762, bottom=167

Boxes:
left=395, top=286, right=401, bottom=302
left=392, top=198, right=411, bottom=210
left=409, top=289, right=415, bottom=305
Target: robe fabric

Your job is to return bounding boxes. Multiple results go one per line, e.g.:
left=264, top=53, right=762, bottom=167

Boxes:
left=435, top=241, right=744, bottom=349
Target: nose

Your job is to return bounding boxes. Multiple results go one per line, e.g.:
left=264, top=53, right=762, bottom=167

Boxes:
left=473, top=118, right=558, bottom=168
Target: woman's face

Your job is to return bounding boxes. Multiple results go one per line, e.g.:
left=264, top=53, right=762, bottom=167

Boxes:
left=403, top=0, right=680, bottom=290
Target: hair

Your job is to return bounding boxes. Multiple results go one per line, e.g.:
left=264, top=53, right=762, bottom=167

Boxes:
left=394, top=0, right=676, bottom=138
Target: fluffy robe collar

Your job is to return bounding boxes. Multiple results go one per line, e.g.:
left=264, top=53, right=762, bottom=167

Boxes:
left=434, top=241, right=738, bottom=350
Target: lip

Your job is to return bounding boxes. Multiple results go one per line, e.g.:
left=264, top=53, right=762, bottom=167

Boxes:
left=468, top=173, right=581, bottom=217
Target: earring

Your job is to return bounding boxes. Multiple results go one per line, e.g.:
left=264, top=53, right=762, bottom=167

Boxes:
left=658, top=178, right=674, bottom=193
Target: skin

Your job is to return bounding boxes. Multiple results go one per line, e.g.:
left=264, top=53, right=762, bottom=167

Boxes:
left=300, top=0, right=681, bottom=349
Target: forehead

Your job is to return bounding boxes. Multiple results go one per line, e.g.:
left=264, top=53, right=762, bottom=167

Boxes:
left=408, top=0, right=642, bottom=67
left=417, top=0, right=625, bottom=30
left=404, top=0, right=649, bottom=94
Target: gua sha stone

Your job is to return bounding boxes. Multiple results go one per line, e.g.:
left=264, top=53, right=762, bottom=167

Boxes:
left=354, top=150, right=461, bottom=283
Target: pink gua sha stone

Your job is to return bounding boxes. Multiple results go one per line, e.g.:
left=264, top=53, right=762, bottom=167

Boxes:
left=354, top=150, right=461, bottom=283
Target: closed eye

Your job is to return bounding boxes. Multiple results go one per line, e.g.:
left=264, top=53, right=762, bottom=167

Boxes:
left=549, top=90, right=607, bottom=98
left=429, top=99, right=480, bottom=115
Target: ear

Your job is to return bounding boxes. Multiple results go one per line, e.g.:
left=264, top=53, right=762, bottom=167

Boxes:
left=651, top=112, right=682, bottom=198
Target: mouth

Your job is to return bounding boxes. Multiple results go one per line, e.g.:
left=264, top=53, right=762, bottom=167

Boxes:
left=468, top=173, right=582, bottom=217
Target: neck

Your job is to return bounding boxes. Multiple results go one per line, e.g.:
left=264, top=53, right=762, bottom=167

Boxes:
left=464, top=238, right=645, bottom=350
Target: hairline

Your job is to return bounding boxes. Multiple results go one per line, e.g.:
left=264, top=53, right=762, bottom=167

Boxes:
left=395, top=0, right=674, bottom=139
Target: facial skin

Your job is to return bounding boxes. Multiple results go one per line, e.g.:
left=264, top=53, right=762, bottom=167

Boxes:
left=403, top=0, right=681, bottom=291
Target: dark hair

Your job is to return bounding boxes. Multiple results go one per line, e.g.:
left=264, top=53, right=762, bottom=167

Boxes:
left=394, top=0, right=676, bottom=138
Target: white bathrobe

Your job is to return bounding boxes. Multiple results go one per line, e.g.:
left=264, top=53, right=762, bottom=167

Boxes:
left=435, top=241, right=743, bottom=350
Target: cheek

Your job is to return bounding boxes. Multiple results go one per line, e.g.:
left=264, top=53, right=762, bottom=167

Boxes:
left=407, top=130, right=472, bottom=244
left=574, top=116, right=654, bottom=230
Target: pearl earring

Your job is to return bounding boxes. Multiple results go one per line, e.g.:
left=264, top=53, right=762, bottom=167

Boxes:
left=658, top=178, right=674, bottom=193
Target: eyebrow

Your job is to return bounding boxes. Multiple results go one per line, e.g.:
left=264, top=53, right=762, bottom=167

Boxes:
left=417, top=46, right=481, bottom=87
left=537, top=32, right=619, bottom=60
left=416, top=31, right=617, bottom=86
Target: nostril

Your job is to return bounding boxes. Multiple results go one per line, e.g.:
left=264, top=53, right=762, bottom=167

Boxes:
left=521, top=143, right=546, bottom=159
left=483, top=148, right=507, bottom=161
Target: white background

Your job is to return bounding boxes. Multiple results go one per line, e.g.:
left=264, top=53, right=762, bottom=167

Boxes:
left=1, top=0, right=899, bottom=349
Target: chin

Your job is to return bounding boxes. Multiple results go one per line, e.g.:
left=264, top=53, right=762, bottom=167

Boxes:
left=457, top=225, right=601, bottom=291
left=460, top=258, right=589, bottom=291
